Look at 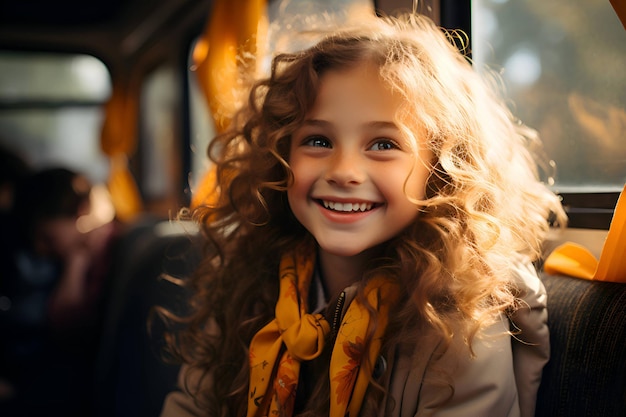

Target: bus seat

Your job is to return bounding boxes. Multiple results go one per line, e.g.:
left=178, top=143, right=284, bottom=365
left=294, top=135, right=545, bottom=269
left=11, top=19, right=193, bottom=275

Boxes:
left=94, top=221, right=201, bottom=417
left=535, top=272, right=626, bottom=417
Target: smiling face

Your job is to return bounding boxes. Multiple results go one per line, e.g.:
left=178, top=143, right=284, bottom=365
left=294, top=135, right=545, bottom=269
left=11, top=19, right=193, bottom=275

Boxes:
left=287, top=64, right=433, bottom=262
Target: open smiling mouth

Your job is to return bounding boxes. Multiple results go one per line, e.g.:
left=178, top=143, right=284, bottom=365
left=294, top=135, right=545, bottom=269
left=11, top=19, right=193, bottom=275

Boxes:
left=320, top=200, right=380, bottom=212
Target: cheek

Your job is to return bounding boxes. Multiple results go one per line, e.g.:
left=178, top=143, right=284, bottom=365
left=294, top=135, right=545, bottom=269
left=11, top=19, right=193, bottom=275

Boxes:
left=287, top=173, right=311, bottom=209
left=286, top=157, right=320, bottom=224
left=404, top=153, right=434, bottom=201
left=405, top=169, right=430, bottom=201
left=288, top=156, right=314, bottom=193
left=378, top=162, right=428, bottom=202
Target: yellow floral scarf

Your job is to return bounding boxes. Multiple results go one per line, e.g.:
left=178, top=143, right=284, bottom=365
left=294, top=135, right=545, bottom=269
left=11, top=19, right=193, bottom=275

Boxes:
left=247, top=242, right=398, bottom=417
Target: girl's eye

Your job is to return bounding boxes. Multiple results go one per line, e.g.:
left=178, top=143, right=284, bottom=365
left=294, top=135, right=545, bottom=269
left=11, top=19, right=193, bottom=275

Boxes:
left=304, top=136, right=331, bottom=148
left=369, top=139, right=400, bottom=151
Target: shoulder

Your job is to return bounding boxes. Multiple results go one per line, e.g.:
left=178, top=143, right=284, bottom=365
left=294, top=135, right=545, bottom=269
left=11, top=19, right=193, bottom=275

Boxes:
left=510, top=260, right=547, bottom=307
left=385, top=318, right=519, bottom=417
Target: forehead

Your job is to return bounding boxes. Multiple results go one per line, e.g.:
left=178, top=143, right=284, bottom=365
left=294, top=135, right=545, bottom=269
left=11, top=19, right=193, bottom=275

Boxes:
left=308, top=64, right=402, bottom=119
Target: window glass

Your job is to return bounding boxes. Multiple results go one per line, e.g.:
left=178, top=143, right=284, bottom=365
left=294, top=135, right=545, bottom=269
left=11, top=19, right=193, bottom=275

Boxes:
left=472, top=0, right=626, bottom=192
left=266, top=0, right=374, bottom=70
left=140, top=65, right=180, bottom=200
left=0, top=52, right=110, bottom=101
left=0, top=108, right=109, bottom=181
left=0, top=52, right=111, bottom=183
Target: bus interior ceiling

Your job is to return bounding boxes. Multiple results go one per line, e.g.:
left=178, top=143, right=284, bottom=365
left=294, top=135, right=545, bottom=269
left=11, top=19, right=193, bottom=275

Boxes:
left=0, top=0, right=212, bottom=79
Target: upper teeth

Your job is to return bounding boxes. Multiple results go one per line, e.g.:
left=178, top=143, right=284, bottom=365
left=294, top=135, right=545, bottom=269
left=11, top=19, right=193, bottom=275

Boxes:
left=323, top=200, right=373, bottom=212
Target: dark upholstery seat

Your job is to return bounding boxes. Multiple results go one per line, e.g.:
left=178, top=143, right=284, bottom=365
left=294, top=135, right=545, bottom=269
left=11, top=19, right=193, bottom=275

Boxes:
left=536, top=272, right=626, bottom=417
left=94, top=221, right=201, bottom=417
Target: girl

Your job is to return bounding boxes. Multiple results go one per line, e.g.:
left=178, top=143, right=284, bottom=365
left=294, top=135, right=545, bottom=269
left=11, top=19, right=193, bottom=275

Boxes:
left=160, top=12, right=566, bottom=417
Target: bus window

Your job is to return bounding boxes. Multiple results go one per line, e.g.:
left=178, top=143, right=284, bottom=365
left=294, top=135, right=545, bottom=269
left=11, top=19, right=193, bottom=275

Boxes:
left=0, top=52, right=111, bottom=184
left=472, top=0, right=626, bottom=193
left=140, top=64, right=183, bottom=212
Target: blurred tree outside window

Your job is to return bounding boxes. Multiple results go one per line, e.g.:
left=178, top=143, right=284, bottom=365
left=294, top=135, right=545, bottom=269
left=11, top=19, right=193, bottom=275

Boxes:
left=472, top=0, right=626, bottom=192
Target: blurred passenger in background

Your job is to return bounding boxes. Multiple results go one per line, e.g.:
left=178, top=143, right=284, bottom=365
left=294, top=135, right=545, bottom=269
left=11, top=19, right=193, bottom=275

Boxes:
left=0, top=166, right=119, bottom=416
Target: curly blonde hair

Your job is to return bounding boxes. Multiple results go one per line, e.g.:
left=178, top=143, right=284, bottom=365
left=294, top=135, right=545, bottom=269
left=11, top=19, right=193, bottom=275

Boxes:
left=161, top=12, right=566, bottom=416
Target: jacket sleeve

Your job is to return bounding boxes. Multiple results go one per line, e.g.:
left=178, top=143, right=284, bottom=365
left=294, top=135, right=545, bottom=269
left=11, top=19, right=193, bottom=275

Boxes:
left=508, top=261, right=550, bottom=417
left=160, top=364, right=212, bottom=417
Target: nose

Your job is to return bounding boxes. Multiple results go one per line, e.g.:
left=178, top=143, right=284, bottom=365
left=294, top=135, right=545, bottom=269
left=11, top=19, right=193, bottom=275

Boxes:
left=325, top=149, right=365, bottom=186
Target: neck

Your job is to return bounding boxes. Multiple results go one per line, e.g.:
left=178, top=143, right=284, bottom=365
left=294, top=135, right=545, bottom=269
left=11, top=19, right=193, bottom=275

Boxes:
left=318, top=247, right=380, bottom=298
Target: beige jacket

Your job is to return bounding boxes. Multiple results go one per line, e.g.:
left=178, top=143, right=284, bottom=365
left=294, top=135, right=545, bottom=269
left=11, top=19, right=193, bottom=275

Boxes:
left=160, top=261, right=548, bottom=417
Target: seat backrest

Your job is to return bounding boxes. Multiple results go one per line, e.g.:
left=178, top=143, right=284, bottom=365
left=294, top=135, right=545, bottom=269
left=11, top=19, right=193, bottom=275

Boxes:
left=536, top=273, right=626, bottom=417
left=94, top=222, right=201, bottom=417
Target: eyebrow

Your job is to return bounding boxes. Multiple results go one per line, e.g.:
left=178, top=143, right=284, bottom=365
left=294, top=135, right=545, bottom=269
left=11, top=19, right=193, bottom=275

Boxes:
left=301, top=119, right=400, bottom=130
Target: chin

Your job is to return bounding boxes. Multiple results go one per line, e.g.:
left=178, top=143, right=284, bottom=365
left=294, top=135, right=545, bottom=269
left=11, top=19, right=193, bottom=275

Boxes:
left=316, top=241, right=372, bottom=258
